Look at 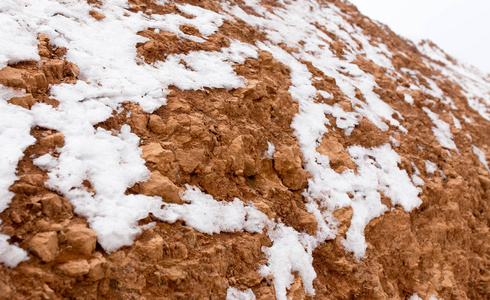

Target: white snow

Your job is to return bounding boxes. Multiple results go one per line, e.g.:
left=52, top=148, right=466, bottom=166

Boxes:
left=0, top=86, right=34, bottom=267
left=2, top=0, right=257, bottom=254
left=155, top=185, right=269, bottom=234
left=411, top=162, right=425, bottom=187
left=0, top=1, right=487, bottom=299
left=0, top=234, right=29, bottom=268
left=422, top=107, right=458, bottom=151
left=226, top=287, right=256, bottom=300
left=450, top=112, right=462, bottom=129
left=263, top=141, right=276, bottom=159
left=473, top=145, right=490, bottom=173
left=404, top=93, right=414, bottom=104
left=425, top=160, right=438, bottom=175
left=417, top=41, right=490, bottom=121
left=390, top=135, right=400, bottom=147
left=259, top=224, right=318, bottom=299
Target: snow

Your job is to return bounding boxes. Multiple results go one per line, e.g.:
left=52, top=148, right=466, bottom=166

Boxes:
left=259, top=224, right=318, bottom=299
left=451, top=112, right=462, bottom=129
left=0, top=234, right=29, bottom=268
left=155, top=185, right=327, bottom=300
left=411, top=162, right=425, bottom=187
left=425, top=160, right=438, bottom=175
left=226, top=287, right=256, bottom=300
left=2, top=0, right=257, bottom=254
left=473, top=145, right=490, bottom=173
left=0, top=86, right=34, bottom=267
left=404, top=93, right=414, bottom=104
left=417, top=41, right=490, bottom=121
left=155, top=185, right=269, bottom=235
left=262, top=141, right=276, bottom=159
left=0, top=0, right=487, bottom=298
left=408, top=294, right=423, bottom=300
left=390, top=135, right=400, bottom=147
left=422, top=107, right=458, bottom=151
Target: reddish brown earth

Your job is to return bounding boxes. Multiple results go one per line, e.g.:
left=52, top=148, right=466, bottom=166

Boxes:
left=0, top=0, right=489, bottom=299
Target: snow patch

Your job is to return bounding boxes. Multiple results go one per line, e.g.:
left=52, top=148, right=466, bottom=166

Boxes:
left=473, top=145, right=490, bottom=173
left=155, top=185, right=269, bottom=234
left=0, top=86, right=35, bottom=267
left=0, top=234, right=29, bottom=268
left=226, top=287, right=256, bottom=300
left=263, top=141, right=276, bottom=159
left=425, top=160, right=438, bottom=175
left=422, top=107, right=458, bottom=151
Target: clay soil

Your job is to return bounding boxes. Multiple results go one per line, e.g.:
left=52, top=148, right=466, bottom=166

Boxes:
left=0, top=0, right=489, bottom=299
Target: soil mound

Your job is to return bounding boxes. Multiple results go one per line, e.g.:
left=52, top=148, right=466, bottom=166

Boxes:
left=0, top=0, right=489, bottom=299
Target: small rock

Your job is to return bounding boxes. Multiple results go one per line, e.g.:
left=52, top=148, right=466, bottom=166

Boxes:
left=8, top=94, right=36, bottom=109
left=242, top=80, right=267, bottom=101
left=138, top=171, right=182, bottom=204
left=148, top=114, right=166, bottom=134
left=40, top=193, right=63, bottom=217
left=10, top=211, right=22, bottom=224
left=39, top=132, right=65, bottom=149
left=175, top=148, right=204, bottom=173
left=228, top=136, right=246, bottom=176
left=141, top=142, right=166, bottom=164
left=65, top=224, right=98, bottom=255
left=41, top=59, right=65, bottom=81
left=135, top=234, right=164, bottom=260
left=88, top=257, right=106, bottom=281
left=89, top=10, right=106, bottom=21
left=29, top=231, right=58, bottom=262
left=0, top=67, right=25, bottom=88
left=58, top=259, right=90, bottom=277
left=273, top=145, right=308, bottom=190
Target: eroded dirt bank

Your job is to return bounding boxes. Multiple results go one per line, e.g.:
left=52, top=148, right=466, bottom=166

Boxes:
left=0, top=0, right=489, bottom=299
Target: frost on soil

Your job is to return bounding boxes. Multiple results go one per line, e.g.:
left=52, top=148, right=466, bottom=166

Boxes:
left=0, top=0, right=488, bottom=299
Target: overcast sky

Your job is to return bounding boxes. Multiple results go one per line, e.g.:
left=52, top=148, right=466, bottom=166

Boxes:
left=348, top=0, right=490, bottom=74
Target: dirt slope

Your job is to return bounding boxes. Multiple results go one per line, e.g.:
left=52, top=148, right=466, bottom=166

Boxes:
left=0, top=0, right=489, bottom=299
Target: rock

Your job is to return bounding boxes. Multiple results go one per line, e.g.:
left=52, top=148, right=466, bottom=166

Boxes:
left=163, top=267, right=185, bottom=283
left=39, top=132, right=65, bottom=149
left=64, top=62, right=80, bottom=78
left=88, top=256, right=106, bottom=281
left=286, top=275, right=306, bottom=300
left=242, top=80, right=267, bottom=101
left=296, top=208, right=318, bottom=235
left=228, top=136, right=246, bottom=176
left=10, top=211, right=22, bottom=224
left=141, top=142, right=166, bottom=164
left=175, top=148, right=204, bottom=173
left=23, top=71, right=48, bottom=94
left=65, top=224, right=98, bottom=255
left=29, top=231, right=58, bottom=262
left=41, top=59, right=65, bottom=81
left=148, top=114, right=166, bottom=134
left=316, top=137, right=356, bottom=172
left=135, top=234, right=164, bottom=260
left=42, top=60, right=79, bottom=81
left=273, top=145, right=308, bottom=190
left=128, top=108, right=149, bottom=135
left=40, top=193, right=63, bottom=217
left=89, top=10, right=106, bottom=21
left=138, top=171, right=182, bottom=204
left=0, top=67, right=25, bottom=88
left=8, top=94, right=36, bottom=109
left=58, top=260, right=90, bottom=277
left=244, top=154, right=258, bottom=177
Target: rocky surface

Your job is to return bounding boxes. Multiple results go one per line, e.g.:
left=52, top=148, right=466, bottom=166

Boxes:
left=0, top=0, right=489, bottom=299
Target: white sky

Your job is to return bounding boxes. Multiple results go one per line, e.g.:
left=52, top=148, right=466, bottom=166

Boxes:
left=348, top=0, right=490, bottom=74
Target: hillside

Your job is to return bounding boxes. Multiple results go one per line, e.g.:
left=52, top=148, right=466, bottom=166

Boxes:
left=0, top=0, right=489, bottom=299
